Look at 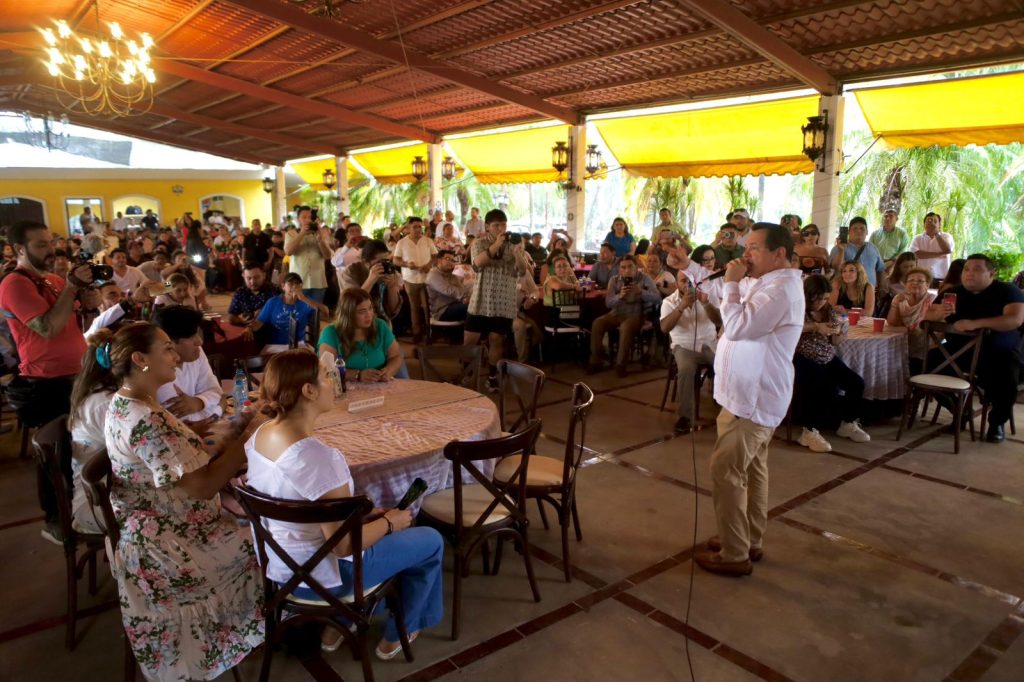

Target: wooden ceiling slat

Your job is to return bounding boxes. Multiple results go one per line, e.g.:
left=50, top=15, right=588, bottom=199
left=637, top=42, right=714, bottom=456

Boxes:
left=17, top=99, right=278, bottom=165
left=221, top=0, right=580, bottom=125
left=157, top=58, right=439, bottom=143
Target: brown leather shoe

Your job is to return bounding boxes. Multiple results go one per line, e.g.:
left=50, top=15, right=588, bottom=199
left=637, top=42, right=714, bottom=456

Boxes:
left=694, top=549, right=753, bottom=576
left=704, top=536, right=763, bottom=562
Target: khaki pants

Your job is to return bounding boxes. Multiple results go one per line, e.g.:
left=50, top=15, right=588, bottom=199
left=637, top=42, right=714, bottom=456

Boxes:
left=672, top=345, right=715, bottom=420
left=404, top=282, right=428, bottom=337
left=590, top=312, right=643, bottom=367
left=710, top=409, right=775, bottom=563
left=513, top=315, right=541, bottom=363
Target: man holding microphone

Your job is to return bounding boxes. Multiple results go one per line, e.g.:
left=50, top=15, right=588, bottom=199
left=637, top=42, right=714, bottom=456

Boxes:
left=695, top=223, right=804, bottom=576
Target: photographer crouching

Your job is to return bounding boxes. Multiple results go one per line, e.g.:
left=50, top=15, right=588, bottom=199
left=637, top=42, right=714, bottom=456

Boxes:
left=0, top=221, right=96, bottom=544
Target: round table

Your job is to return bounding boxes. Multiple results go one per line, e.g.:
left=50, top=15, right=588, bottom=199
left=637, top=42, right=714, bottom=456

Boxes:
left=837, top=320, right=910, bottom=400
left=312, top=380, right=500, bottom=508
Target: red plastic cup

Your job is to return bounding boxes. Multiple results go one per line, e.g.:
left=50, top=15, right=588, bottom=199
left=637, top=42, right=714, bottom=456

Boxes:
left=872, top=317, right=885, bottom=333
left=943, top=293, right=957, bottom=308
left=848, top=309, right=862, bottom=326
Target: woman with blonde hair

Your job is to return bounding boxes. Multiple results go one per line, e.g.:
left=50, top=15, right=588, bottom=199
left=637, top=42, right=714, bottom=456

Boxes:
left=317, top=287, right=403, bottom=382
left=244, top=349, right=444, bottom=657
left=829, top=260, right=875, bottom=315
left=95, top=322, right=264, bottom=681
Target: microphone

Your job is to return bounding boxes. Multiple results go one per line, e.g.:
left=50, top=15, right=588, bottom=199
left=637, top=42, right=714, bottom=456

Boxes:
left=704, top=268, right=728, bottom=281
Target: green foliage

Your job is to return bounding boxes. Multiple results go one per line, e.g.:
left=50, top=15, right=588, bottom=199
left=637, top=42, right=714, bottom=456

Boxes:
left=985, top=246, right=1024, bottom=282
left=838, top=141, right=1024, bottom=256
left=723, top=176, right=759, bottom=216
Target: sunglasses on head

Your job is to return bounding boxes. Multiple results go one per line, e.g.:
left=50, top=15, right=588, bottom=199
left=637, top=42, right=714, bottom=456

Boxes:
left=802, top=230, right=819, bottom=236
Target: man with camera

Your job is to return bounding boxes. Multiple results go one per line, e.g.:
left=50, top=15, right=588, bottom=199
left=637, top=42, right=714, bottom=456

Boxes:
left=426, top=249, right=472, bottom=323
left=283, top=205, right=333, bottom=304
left=0, top=221, right=94, bottom=544
left=589, top=254, right=661, bottom=377
left=465, top=209, right=532, bottom=389
left=393, top=216, right=438, bottom=344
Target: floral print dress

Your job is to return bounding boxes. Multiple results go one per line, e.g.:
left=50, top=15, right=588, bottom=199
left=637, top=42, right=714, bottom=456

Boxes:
left=105, top=395, right=264, bottom=681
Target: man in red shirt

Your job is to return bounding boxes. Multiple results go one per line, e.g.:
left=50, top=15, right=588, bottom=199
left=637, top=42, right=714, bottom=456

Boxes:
left=0, top=221, right=93, bottom=543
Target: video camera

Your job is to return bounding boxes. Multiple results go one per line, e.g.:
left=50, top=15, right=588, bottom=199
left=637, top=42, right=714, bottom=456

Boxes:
left=76, top=251, right=114, bottom=283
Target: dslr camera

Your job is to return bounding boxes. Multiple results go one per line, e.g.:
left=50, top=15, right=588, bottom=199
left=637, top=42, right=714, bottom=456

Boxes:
left=76, top=251, right=114, bottom=283
left=380, top=259, right=397, bottom=275
left=620, top=276, right=635, bottom=286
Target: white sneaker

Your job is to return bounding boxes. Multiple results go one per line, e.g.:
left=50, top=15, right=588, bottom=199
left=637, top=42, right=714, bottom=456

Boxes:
left=798, top=428, right=832, bottom=453
left=837, top=420, right=871, bottom=443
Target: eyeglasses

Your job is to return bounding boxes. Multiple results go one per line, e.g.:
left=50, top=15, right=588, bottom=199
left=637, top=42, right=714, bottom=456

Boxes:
left=802, top=231, right=819, bottom=236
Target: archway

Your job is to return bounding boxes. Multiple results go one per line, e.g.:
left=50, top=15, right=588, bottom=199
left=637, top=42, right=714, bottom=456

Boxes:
left=198, top=194, right=245, bottom=227
left=0, top=196, right=48, bottom=229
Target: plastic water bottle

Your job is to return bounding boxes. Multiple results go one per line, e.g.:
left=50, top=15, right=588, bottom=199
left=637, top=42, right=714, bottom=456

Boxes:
left=233, top=366, right=247, bottom=412
left=336, top=355, right=347, bottom=395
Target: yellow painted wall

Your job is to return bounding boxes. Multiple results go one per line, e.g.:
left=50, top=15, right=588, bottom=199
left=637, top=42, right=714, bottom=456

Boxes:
left=0, top=178, right=274, bottom=236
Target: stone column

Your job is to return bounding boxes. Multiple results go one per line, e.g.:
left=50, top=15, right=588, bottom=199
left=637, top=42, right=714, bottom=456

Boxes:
left=565, top=123, right=586, bottom=247
left=809, top=93, right=844, bottom=245
left=335, top=155, right=349, bottom=218
left=273, top=165, right=286, bottom=227
left=428, top=143, right=443, bottom=213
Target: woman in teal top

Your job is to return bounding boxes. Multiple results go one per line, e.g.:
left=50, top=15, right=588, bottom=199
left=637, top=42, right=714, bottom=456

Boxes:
left=318, top=288, right=403, bottom=382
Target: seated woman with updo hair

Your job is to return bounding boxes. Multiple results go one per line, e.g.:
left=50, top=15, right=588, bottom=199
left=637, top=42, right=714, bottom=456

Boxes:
left=317, top=288, right=405, bottom=382
left=244, top=349, right=444, bottom=658
left=89, top=322, right=264, bottom=681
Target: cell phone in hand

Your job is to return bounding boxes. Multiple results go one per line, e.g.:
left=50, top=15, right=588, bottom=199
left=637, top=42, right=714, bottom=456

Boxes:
left=396, top=478, right=428, bottom=510
left=838, top=225, right=849, bottom=243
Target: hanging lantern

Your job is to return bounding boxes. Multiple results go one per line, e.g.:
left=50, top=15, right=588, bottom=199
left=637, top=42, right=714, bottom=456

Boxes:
left=801, top=113, right=829, bottom=172
left=585, top=144, right=602, bottom=176
left=441, top=155, right=456, bottom=181
left=262, top=176, right=274, bottom=194
left=551, top=140, right=569, bottom=175
left=322, top=167, right=336, bottom=190
left=411, top=155, right=427, bottom=182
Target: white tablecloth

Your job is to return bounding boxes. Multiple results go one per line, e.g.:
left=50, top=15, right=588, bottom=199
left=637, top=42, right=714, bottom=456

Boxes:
left=837, top=321, right=910, bottom=400
left=313, top=380, right=500, bottom=508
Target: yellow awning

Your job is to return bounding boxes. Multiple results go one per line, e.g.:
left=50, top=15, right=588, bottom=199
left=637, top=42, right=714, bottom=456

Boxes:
left=447, top=125, right=570, bottom=184
left=351, top=143, right=429, bottom=185
left=288, top=157, right=363, bottom=190
left=854, top=71, right=1024, bottom=148
left=594, top=96, right=819, bottom=178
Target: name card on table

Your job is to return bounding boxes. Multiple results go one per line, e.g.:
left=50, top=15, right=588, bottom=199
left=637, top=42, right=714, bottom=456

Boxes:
left=348, top=395, right=385, bottom=413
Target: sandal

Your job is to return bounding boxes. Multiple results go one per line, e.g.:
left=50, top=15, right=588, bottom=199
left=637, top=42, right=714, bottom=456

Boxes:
left=375, top=631, right=418, bottom=660
left=321, top=623, right=357, bottom=653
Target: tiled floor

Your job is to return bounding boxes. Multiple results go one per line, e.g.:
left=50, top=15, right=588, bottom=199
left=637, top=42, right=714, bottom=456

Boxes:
left=1, top=303, right=1023, bottom=681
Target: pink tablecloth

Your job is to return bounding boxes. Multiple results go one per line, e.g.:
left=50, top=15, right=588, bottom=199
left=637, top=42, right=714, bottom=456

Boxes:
left=837, top=320, right=910, bottom=400
left=313, top=380, right=500, bottom=508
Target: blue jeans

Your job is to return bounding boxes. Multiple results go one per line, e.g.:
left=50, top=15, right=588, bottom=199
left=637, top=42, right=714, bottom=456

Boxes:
left=294, top=527, right=444, bottom=641
left=303, top=288, right=326, bottom=304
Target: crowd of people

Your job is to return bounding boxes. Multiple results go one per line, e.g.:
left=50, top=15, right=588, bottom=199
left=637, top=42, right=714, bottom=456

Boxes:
left=0, top=199, right=1021, bottom=679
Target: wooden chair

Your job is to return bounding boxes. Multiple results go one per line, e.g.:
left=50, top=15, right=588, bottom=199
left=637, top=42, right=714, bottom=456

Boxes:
left=422, top=291, right=465, bottom=345
left=31, top=416, right=105, bottom=651
left=415, top=344, right=485, bottom=393
left=493, top=384, right=594, bottom=582
left=496, top=359, right=545, bottom=433
left=897, top=322, right=986, bottom=454
left=233, top=485, right=412, bottom=682
left=82, top=453, right=243, bottom=682
left=540, top=289, right=588, bottom=368
left=417, top=422, right=543, bottom=639
left=659, top=355, right=713, bottom=419
left=238, top=355, right=269, bottom=391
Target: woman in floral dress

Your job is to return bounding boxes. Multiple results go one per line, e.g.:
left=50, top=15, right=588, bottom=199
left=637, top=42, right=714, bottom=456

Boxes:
left=94, top=322, right=264, bottom=681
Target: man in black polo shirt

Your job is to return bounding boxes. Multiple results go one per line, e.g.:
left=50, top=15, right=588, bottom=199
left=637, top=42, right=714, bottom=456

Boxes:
left=241, top=219, right=272, bottom=271
left=228, top=262, right=280, bottom=339
left=933, top=254, right=1024, bottom=442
